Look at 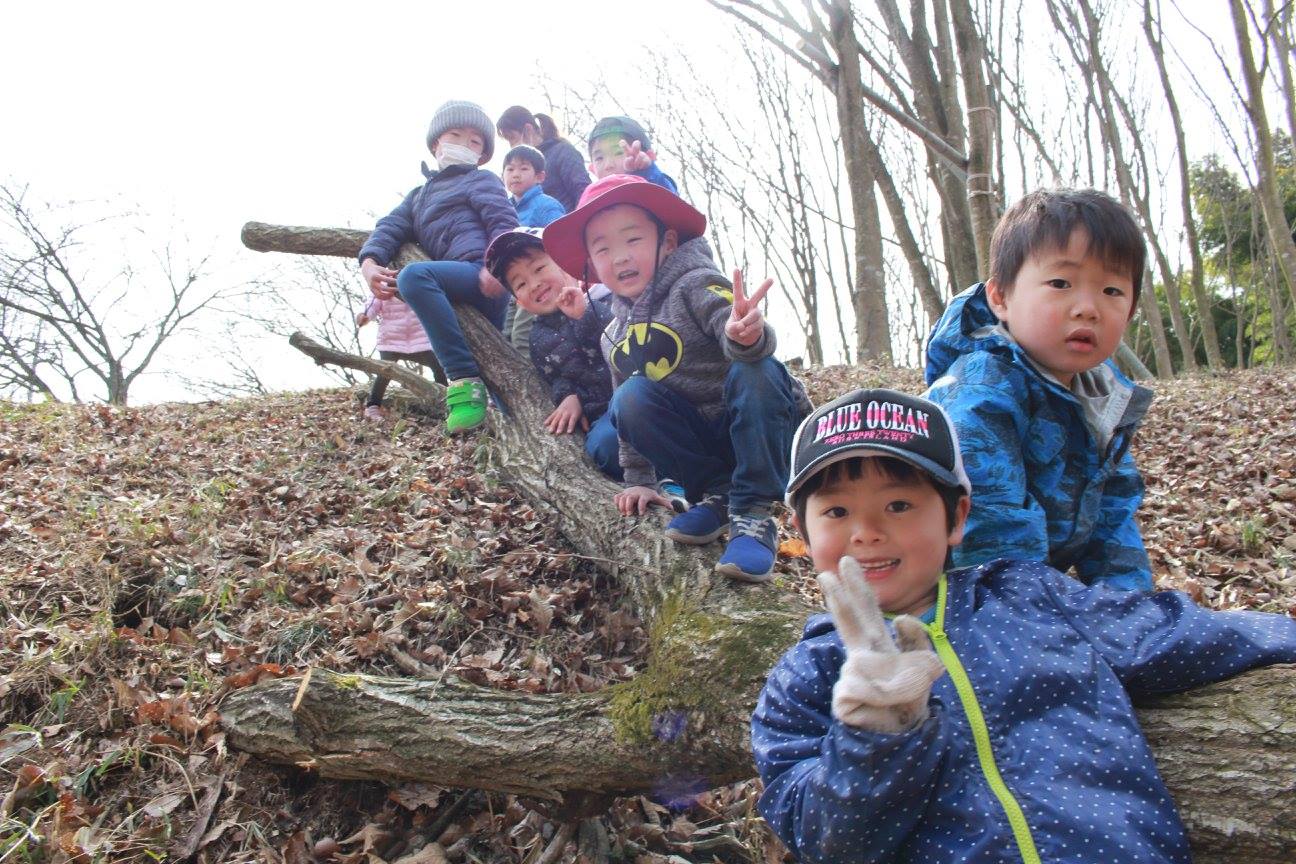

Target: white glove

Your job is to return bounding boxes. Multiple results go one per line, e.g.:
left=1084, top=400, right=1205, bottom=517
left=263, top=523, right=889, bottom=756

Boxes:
left=818, top=556, right=947, bottom=733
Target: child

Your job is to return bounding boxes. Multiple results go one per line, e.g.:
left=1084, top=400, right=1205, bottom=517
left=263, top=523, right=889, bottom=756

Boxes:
left=500, top=145, right=567, bottom=354
left=496, top=106, right=591, bottom=212
left=586, top=116, right=678, bottom=193
left=357, top=99, right=518, bottom=435
left=753, top=387, right=1296, bottom=863
left=543, top=174, right=809, bottom=582
left=502, top=145, right=566, bottom=227
left=924, top=188, right=1153, bottom=591
left=355, top=297, right=447, bottom=420
left=483, top=227, right=621, bottom=479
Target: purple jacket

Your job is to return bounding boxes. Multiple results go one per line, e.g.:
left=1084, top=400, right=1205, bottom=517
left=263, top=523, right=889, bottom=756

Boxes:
left=364, top=298, right=430, bottom=354
left=358, top=163, right=518, bottom=267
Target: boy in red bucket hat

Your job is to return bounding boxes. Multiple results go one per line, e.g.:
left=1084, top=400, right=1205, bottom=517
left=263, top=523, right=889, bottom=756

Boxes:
left=544, top=175, right=811, bottom=582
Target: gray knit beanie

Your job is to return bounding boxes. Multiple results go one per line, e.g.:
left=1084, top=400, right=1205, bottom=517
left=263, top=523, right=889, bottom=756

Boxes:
left=426, top=100, right=496, bottom=163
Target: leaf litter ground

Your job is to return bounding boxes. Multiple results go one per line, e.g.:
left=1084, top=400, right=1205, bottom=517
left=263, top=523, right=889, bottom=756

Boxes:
left=1, top=364, right=1293, bottom=863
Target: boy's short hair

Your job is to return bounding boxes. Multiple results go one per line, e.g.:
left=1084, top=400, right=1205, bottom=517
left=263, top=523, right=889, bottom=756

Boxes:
left=785, top=388, right=971, bottom=534
left=792, top=456, right=967, bottom=533
left=989, top=188, right=1145, bottom=303
left=504, top=145, right=546, bottom=173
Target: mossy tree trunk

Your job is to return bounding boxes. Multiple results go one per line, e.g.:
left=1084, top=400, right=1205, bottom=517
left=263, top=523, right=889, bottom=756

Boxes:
left=224, top=222, right=1296, bottom=860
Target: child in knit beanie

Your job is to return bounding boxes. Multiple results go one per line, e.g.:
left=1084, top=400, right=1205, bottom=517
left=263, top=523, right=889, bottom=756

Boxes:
left=357, top=99, right=519, bottom=435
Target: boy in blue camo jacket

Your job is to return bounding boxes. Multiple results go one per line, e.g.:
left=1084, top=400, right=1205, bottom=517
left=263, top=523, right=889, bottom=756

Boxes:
left=752, top=388, right=1296, bottom=863
left=924, top=188, right=1154, bottom=591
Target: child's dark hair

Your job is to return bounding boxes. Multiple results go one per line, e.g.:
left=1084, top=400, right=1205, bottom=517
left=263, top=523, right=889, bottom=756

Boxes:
left=792, top=456, right=967, bottom=536
left=504, top=145, right=546, bottom=173
left=989, top=189, right=1145, bottom=304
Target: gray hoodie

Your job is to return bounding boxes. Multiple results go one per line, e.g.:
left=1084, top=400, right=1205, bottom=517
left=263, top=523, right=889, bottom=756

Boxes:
left=603, top=237, right=808, bottom=486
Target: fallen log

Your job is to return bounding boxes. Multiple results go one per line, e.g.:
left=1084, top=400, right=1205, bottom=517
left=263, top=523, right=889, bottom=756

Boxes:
left=225, top=221, right=1296, bottom=861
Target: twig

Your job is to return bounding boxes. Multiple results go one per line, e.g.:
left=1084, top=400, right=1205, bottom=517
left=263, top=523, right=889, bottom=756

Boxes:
left=535, top=822, right=577, bottom=864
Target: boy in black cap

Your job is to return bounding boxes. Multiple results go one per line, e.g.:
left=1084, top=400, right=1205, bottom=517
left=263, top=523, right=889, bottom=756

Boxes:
left=753, top=388, right=1296, bottom=863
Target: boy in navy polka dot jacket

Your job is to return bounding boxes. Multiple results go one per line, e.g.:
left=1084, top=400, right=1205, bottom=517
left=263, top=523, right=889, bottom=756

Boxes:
left=752, top=388, right=1296, bottom=864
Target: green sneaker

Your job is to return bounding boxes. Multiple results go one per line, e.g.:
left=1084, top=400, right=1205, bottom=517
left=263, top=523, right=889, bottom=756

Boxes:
left=445, top=378, right=488, bottom=435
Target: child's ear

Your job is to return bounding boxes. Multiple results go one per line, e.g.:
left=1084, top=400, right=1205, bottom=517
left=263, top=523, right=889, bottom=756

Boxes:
left=791, top=512, right=808, bottom=545
left=660, top=228, right=679, bottom=258
left=536, top=170, right=546, bottom=183
left=946, top=495, right=972, bottom=547
left=984, top=278, right=1010, bottom=321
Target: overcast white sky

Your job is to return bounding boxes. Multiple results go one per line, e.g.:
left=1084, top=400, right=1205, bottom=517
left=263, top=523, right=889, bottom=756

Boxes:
left=0, top=1, right=1256, bottom=402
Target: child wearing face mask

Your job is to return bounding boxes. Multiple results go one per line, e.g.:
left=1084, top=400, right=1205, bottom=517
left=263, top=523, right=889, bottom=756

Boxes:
left=358, top=100, right=519, bottom=435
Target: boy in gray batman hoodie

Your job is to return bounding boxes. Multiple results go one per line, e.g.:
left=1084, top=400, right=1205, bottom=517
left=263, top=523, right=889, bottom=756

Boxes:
left=544, top=174, right=810, bottom=582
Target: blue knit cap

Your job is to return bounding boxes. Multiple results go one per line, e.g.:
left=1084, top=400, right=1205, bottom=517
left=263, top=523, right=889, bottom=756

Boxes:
left=426, top=100, right=496, bottom=163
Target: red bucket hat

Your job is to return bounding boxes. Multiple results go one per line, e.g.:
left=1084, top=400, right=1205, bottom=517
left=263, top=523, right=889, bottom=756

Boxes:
left=542, top=174, right=707, bottom=278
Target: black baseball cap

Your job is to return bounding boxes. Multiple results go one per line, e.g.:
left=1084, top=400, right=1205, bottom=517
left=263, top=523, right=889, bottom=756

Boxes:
left=785, top=388, right=971, bottom=505
left=483, top=226, right=547, bottom=289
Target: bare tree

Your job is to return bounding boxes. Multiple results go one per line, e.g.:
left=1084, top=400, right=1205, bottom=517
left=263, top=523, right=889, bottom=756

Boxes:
left=0, top=183, right=228, bottom=405
left=1229, top=0, right=1296, bottom=310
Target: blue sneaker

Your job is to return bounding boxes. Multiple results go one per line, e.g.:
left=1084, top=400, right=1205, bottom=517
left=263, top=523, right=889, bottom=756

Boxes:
left=715, top=514, right=778, bottom=583
left=657, top=478, right=689, bottom=514
left=664, top=495, right=727, bottom=545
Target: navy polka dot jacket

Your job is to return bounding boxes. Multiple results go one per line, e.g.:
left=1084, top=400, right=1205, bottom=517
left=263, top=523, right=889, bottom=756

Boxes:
left=751, top=559, right=1296, bottom=863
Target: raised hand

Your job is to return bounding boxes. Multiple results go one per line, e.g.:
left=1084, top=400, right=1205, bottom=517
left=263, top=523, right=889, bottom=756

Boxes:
left=621, top=139, right=653, bottom=173
left=555, top=285, right=588, bottom=320
left=361, top=259, right=399, bottom=300
left=818, top=557, right=946, bottom=733
left=724, top=269, right=773, bottom=347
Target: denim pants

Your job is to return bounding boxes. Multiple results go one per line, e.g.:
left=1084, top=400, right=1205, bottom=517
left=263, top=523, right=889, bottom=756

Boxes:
left=585, top=409, right=623, bottom=481
left=396, top=261, right=507, bottom=381
left=609, top=357, right=803, bottom=515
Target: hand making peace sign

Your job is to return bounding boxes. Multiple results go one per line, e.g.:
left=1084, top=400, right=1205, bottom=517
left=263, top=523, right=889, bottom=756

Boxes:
left=819, top=556, right=946, bottom=733
left=724, top=269, right=774, bottom=347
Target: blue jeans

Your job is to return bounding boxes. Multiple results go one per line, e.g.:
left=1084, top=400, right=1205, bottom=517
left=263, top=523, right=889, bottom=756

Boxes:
left=585, top=410, right=623, bottom=481
left=609, top=357, right=803, bottom=515
left=396, top=261, right=507, bottom=381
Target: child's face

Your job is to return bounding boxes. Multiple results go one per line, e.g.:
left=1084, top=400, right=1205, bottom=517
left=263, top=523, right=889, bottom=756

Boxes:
left=504, top=250, right=569, bottom=315
left=588, top=135, right=627, bottom=179
left=584, top=204, right=677, bottom=300
left=434, top=127, right=486, bottom=159
left=986, top=228, right=1135, bottom=387
left=503, top=159, right=543, bottom=197
left=798, top=460, right=969, bottom=617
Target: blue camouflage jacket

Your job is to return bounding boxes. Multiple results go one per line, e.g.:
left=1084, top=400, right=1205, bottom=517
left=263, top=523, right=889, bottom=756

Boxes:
left=358, top=162, right=518, bottom=267
left=924, top=284, right=1153, bottom=591
left=752, top=559, right=1296, bottom=864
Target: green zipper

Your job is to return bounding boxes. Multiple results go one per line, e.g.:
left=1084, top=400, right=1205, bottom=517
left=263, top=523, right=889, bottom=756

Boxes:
left=924, top=575, right=1042, bottom=864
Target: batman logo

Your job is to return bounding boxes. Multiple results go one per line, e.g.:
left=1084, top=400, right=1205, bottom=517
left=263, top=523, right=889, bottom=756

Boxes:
left=611, top=322, right=684, bottom=382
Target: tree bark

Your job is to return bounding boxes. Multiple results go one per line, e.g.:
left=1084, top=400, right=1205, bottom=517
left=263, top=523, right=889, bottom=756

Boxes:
left=227, top=223, right=1296, bottom=861
left=947, top=0, right=998, bottom=276
left=1230, top=0, right=1296, bottom=311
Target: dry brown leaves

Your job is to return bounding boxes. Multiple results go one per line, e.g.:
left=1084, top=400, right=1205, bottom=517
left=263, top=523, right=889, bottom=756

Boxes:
left=0, top=364, right=1293, bottom=862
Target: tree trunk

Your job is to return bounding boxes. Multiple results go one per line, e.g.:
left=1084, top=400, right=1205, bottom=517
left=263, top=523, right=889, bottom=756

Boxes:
left=831, top=1, right=893, bottom=361
left=1230, top=0, right=1296, bottom=311
left=225, top=223, right=1296, bottom=861
left=1143, top=1, right=1224, bottom=370
left=947, top=0, right=998, bottom=275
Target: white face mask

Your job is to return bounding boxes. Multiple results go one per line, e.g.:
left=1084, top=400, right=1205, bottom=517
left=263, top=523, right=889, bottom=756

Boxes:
left=436, top=142, right=480, bottom=169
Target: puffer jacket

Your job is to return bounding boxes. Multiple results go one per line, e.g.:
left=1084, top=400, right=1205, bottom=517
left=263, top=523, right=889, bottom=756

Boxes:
left=528, top=297, right=614, bottom=421
left=752, top=558, right=1296, bottom=864
left=357, top=163, right=518, bottom=267
left=363, top=297, right=430, bottom=354
left=513, top=184, right=566, bottom=228
left=537, top=137, right=591, bottom=212
left=924, top=284, right=1153, bottom=591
